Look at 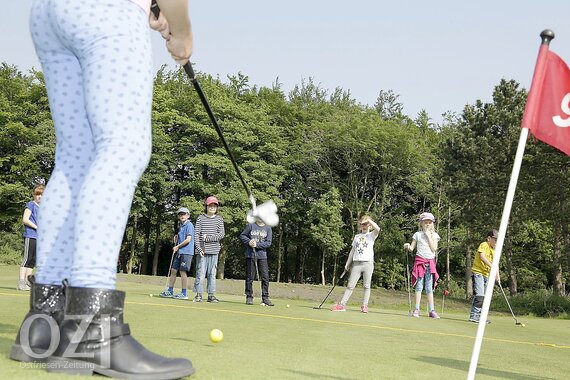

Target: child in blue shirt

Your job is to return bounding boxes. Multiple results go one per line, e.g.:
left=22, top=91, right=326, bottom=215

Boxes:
left=161, top=207, right=195, bottom=299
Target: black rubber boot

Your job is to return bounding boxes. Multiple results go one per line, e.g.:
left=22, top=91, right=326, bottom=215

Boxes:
left=10, top=278, right=65, bottom=363
left=47, top=286, right=194, bottom=379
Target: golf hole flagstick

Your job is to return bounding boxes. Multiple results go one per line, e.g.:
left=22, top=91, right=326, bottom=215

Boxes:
left=313, top=270, right=347, bottom=309
left=151, top=0, right=278, bottom=227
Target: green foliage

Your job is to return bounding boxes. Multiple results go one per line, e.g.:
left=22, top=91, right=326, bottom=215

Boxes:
left=374, top=257, right=405, bottom=290
left=492, top=289, right=570, bottom=318
left=1, top=62, right=569, bottom=304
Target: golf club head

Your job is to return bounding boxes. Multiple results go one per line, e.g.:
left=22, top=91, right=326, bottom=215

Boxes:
left=247, top=200, right=279, bottom=226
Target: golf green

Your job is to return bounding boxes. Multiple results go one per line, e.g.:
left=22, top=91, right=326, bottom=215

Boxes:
left=0, top=266, right=568, bottom=379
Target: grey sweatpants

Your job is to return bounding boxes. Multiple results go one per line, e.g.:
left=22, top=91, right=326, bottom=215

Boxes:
left=340, top=261, right=374, bottom=306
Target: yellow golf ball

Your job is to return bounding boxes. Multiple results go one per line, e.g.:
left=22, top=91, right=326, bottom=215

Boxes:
left=521, top=323, right=525, bottom=327
left=149, top=294, right=153, bottom=297
left=209, top=329, right=223, bottom=343
left=287, top=304, right=290, bottom=308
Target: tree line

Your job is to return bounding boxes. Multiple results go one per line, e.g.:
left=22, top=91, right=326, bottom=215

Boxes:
left=1, top=62, right=569, bottom=299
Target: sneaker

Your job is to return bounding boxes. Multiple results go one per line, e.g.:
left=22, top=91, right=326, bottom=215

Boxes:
left=429, top=310, right=441, bottom=319
left=411, top=309, right=420, bottom=318
left=261, top=299, right=274, bottom=306
left=246, top=297, right=253, bottom=305
left=360, top=305, right=369, bottom=313
left=193, top=295, right=202, bottom=303
left=17, top=280, right=30, bottom=291
left=470, top=318, right=491, bottom=324
left=207, top=295, right=219, bottom=303
left=159, top=290, right=173, bottom=298
left=330, top=304, right=346, bottom=312
left=173, top=293, right=189, bottom=300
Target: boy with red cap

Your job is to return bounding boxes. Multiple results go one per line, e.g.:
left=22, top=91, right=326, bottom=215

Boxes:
left=192, top=196, right=225, bottom=302
left=404, top=212, right=441, bottom=318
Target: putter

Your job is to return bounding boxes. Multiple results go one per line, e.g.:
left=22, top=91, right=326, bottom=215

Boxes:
left=313, top=270, right=347, bottom=309
left=497, top=281, right=524, bottom=326
left=404, top=247, right=412, bottom=316
left=252, top=247, right=261, bottom=296
left=150, top=1, right=278, bottom=227
left=164, top=250, right=176, bottom=288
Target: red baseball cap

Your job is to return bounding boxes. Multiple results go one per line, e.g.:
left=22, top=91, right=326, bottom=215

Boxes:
left=205, top=196, right=219, bottom=206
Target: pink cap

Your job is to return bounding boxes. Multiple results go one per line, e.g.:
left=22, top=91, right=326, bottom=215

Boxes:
left=419, top=212, right=435, bottom=222
left=205, top=196, right=219, bottom=206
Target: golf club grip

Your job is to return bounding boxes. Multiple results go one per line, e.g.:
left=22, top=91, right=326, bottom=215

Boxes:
left=149, top=0, right=254, bottom=205
left=150, top=0, right=159, bottom=18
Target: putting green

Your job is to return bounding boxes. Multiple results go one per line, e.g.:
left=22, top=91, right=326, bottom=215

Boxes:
left=0, top=267, right=568, bottom=379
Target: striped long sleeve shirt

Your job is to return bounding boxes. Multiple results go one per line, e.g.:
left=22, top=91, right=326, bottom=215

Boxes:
left=194, top=214, right=225, bottom=255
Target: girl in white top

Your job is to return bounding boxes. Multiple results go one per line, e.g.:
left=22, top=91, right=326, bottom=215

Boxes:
left=331, top=216, right=380, bottom=313
left=404, top=212, right=441, bottom=318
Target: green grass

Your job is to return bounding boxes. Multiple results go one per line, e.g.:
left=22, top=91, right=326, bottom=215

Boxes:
left=0, top=265, right=568, bottom=379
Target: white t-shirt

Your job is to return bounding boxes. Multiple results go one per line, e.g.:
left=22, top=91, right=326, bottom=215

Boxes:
left=412, top=231, right=440, bottom=259
left=351, top=232, right=377, bottom=262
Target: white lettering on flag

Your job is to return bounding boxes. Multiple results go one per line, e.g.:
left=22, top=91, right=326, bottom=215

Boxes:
left=552, top=93, right=570, bottom=127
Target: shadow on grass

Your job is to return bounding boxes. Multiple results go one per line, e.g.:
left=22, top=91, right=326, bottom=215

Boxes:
left=414, top=356, right=554, bottom=380
left=0, top=323, right=18, bottom=335
left=0, top=286, right=25, bottom=292
left=280, top=368, right=355, bottom=379
left=171, top=337, right=198, bottom=344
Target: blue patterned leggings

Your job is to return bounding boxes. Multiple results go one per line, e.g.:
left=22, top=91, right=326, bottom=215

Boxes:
left=31, top=0, right=153, bottom=288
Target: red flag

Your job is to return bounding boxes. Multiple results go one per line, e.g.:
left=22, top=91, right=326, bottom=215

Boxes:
left=522, top=48, right=570, bottom=156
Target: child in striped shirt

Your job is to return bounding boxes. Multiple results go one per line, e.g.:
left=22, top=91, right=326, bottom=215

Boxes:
left=192, top=196, right=225, bottom=302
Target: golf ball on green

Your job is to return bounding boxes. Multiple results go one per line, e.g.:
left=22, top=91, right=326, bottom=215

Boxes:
left=210, top=329, right=223, bottom=343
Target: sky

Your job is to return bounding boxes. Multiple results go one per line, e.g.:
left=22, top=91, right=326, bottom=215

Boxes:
left=3, top=1, right=570, bottom=124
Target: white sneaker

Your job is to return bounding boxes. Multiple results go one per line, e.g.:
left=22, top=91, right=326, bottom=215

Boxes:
left=17, top=280, right=30, bottom=291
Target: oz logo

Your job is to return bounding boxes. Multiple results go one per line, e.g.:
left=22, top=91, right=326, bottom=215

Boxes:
left=552, top=93, right=570, bottom=127
left=19, top=314, right=110, bottom=368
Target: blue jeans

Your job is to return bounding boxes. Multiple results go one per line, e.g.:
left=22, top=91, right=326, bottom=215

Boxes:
left=414, top=264, right=434, bottom=294
left=193, top=254, right=218, bottom=295
left=470, top=273, right=488, bottom=320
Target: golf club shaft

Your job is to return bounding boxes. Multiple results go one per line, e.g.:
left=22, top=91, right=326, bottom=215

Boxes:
left=316, top=270, right=346, bottom=309
left=404, top=249, right=412, bottom=313
left=253, top=247, right=262, bottom=298
left=498, top=281, right=519, bottom=323
left=165, top=251, right=176, bottom=288
left=151, top=1, right=255, bottom=209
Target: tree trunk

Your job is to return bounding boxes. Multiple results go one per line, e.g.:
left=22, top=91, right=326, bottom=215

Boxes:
left=283, top=237, right=290, bottom=282
left=294, top=245, right=302, bottom=283
left=127, top=214, right=138, bottom=275
left=119, top=229, right=129, bottom=274
left=217, top=245, right=226, bottom=279
left=141, top=215, right=152, bottom=275
left=320, top=250, right=326, bottom=286
left=332, top=254, right=338, bottom=286
left=465, top=227, right=473, bottom=300
left=553, top=224, right=563, bottom=295
left=504, top=236, right=517, bottom=296
left=276, top=224, right=283, bottom=283
left=152, top=219, right=161, bottom=276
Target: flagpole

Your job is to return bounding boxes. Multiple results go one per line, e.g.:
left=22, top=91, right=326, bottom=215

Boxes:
left=467, top=29, right=554, bottom=380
